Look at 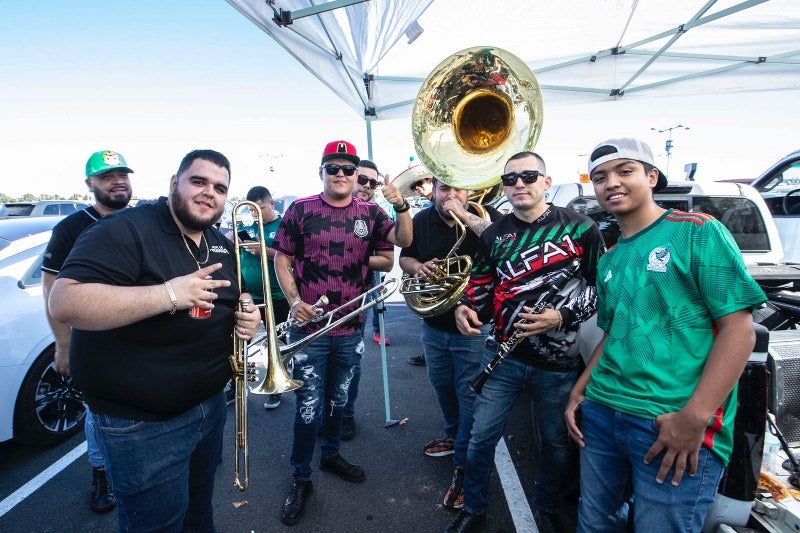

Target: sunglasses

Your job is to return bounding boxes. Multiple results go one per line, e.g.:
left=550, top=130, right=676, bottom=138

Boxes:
left=411, top=179, right=427, bottom=189
left=500, top=170, right=544, bottom=186
left=357, top=175, right=380, bottom=189
left=322, top=164, right=357, bottom=176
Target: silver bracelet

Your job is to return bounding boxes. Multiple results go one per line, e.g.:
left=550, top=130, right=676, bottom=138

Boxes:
left=164, top=281, right=178, bottom=315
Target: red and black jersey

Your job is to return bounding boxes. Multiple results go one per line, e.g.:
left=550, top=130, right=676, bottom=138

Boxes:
left=463, top=205, right=606, bottom=371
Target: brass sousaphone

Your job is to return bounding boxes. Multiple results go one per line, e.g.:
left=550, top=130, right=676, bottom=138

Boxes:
left=401, top=46, right=544, bottom=318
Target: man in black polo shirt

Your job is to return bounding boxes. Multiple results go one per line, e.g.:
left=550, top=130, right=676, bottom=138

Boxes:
left=49, top=149, right=261, bottom=532
left=399, top=178, right=501, bottom=510
left=42, top=149, right=134, bottom=514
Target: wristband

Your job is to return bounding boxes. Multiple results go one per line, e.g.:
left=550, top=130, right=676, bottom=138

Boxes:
left=394, top=201, right=410, bottom=213
left=164, top=281, right=178, bottom=315
left=290, top=300, right=303, bottom=312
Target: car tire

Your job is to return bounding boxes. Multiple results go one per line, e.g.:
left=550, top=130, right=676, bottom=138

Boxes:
left=13, top=345, right=86, bottom=446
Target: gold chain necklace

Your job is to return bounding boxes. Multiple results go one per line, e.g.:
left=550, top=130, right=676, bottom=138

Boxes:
left=179, top=232, right=210, bottom=269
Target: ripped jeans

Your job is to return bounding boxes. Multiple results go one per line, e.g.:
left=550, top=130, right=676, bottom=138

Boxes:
left=288, top=330, right=362, bottom=481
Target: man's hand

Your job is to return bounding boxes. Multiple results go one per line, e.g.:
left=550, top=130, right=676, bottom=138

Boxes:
left=644, top=410, right=707, bottom=485
left=442, top=199, right=467, bottom=219
left=564, top=390, right=585, bottom=447
left=455, top=304, right=483, bottom=335
left=54, top=343, right=70, bottom=376
left=514, top=306, right=561, bottom=337
left=381, top=182, right=405, bottom=209
left=169, top=263, right=231, bottom=312
left=234, top=295, right=261, bottom=341
left=414, top=258, right=439, bottom=278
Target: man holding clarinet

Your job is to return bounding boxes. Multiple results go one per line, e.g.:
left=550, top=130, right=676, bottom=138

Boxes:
left=449, top=151, right=606, bottom=533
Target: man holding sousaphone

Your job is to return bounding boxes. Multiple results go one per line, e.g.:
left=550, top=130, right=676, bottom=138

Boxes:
left=272, top=140, right=412, bottom=526
left=399, top=177, right=502, bottom=511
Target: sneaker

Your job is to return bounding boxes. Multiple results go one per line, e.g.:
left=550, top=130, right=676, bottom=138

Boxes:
left=224, top=381, right=235, bottom=406
left=444, top=509, right=486, bottom=532
left=443, top=467, right=464, bottom=509
left=408, top=355, right=426, bottom=366
left=90, top=467, right=116, bottom=514
left=372, top=332, right=391, bottom=346
left=263, top=393, right=281, bottom=410
left=423, top=436, right=455, bottom=457
left=534, top=508, right=564, bottom=533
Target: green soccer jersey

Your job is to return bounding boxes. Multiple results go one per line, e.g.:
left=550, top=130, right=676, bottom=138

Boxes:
left=585, top=209, right=766, bottom=464
left=237, top=216, right=285, bottom=303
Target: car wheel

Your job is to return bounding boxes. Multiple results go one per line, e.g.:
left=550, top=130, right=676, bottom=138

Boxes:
left=13, top=345, right=86, bottom=446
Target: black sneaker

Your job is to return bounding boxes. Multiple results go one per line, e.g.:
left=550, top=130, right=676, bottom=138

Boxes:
left=341, top=416, right=356, bottom=441
left=534, top=508, right=564, bottom=533
left=443, top=467, right=464, bottom=509
left=263, top=394, right=281, bottom=410
left=90, top=467, right=116, bottom=514
left=320, top=454, right=365, bottom=483
left=423, top=436, right=455, bottom=457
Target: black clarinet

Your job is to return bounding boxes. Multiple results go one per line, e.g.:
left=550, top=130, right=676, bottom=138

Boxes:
left=468, top=260, right=581, bottom=394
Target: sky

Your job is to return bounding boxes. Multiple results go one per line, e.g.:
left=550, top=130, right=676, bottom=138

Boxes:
left=1, top=1, right=797, bottom=202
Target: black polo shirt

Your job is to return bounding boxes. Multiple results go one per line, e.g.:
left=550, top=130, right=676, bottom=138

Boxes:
left=59, top=197, right=238, bottom=420
left=42, top=206, right=103, bottom=275
left=400, top=204, right=502, bottom=331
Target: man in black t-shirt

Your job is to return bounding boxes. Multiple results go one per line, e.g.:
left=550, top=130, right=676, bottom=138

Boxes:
left=399, top=178, right=502, bottom=511
left=42, top=149, right=134, bottom=514
left=48, top=149, right=261, bottom=533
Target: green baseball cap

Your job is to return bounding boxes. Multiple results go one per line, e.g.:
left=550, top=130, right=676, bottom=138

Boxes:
left=85, top=150, right=134, bottom=178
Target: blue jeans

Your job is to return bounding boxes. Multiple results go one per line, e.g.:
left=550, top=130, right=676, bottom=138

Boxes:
left=85, top=408, right=105, bottom=468
left=92, top=391, right=226, bottom=533
left=421, top=321, right=488, bottom=469
left=577, top=400, right=725, bottom=533
left=289, top=330, right=362, bottom=480
left=462, top=346, right=579, bottom=516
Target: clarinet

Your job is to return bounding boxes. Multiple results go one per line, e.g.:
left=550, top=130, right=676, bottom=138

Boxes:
left=468, top=260, right=581, bottom=394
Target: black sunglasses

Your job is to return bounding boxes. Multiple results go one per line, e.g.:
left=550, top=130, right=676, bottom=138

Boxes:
left=500, top=170, right=544, bottom=186
left=322, top=164, right=357, bottom=176
left=357, top=175, right=380, bottom=189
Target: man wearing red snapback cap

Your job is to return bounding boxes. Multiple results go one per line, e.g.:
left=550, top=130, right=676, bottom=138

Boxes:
left=273, top=140, right=412, bottom=525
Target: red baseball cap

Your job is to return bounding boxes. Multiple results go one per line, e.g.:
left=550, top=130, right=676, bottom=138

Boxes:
left=321, top=140, right=360, bottom=165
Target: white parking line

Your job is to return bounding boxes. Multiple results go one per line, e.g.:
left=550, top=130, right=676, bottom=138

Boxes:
left=496, top=437, right=539, bottom=533
left=0, top=440, right=86, bottom=518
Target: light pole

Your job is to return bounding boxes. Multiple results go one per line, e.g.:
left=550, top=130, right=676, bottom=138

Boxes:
left=650, top=124, right=689, bottom=176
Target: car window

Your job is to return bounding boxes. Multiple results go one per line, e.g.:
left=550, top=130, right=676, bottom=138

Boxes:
left=757, top=161, right=800, bottom=195
left=5, top=205, right=35, bottom=216
left=20, top=244, right=47, bottom=287
left=567, top=196, right=768, bottom=252
left=42, top=204, right=60, bottom=216
left=59, top=203, right=78, bottom=215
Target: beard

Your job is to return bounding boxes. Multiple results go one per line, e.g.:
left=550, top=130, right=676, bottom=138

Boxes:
left=170, top=187, right=223, bottom=232
left=94, top=188, right=131, bottom=210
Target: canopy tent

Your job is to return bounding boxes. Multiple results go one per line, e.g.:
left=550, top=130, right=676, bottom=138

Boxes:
left=226, top=0, right=800, bottom=157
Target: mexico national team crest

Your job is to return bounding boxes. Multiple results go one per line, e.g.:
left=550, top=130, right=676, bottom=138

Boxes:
left=353, top=219, right=369, bottom=238
left=647, top=247, right=671, bottom=272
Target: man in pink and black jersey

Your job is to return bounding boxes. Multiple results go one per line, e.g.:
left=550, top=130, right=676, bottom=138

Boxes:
left=272, top=140, right=412, bottom=526
left=451, top=151, right=605, bottom=533
left=565, top=138, right=766, bottom=532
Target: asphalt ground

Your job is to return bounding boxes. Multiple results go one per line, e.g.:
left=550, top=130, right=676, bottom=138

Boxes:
left=0, top=303, right=578, bottom=533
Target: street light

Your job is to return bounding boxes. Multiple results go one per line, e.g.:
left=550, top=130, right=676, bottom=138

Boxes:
left=650, top=124, right=689, bottom=176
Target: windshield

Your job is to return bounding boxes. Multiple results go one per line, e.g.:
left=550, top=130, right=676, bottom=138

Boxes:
left=0, top=204, right=35, bottom=217
left=755, top=161, right=800, bottom=196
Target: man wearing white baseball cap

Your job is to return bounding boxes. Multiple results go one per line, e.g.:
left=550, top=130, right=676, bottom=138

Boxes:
left=565, top=137, right=766, bottom=532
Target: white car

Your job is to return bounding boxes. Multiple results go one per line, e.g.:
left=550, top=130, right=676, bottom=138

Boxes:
left=0, top=216, right=86, bottom=445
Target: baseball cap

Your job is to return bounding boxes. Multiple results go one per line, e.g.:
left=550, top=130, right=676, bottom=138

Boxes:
left=86, top=150, right=134, bottom=178
left=588, top=138, right=667, bottom=192
left=321, top=140, right=360, bottom=165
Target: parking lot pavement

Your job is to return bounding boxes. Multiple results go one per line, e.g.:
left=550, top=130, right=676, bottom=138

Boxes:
left=0, top=303, right=574, bottom=532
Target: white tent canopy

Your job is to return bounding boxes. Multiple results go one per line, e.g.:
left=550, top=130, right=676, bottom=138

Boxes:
left=227, top=0, right=800, bottom=126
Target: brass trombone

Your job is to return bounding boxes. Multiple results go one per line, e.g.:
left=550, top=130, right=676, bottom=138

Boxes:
left=229, top=201, right=398, bottom=491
